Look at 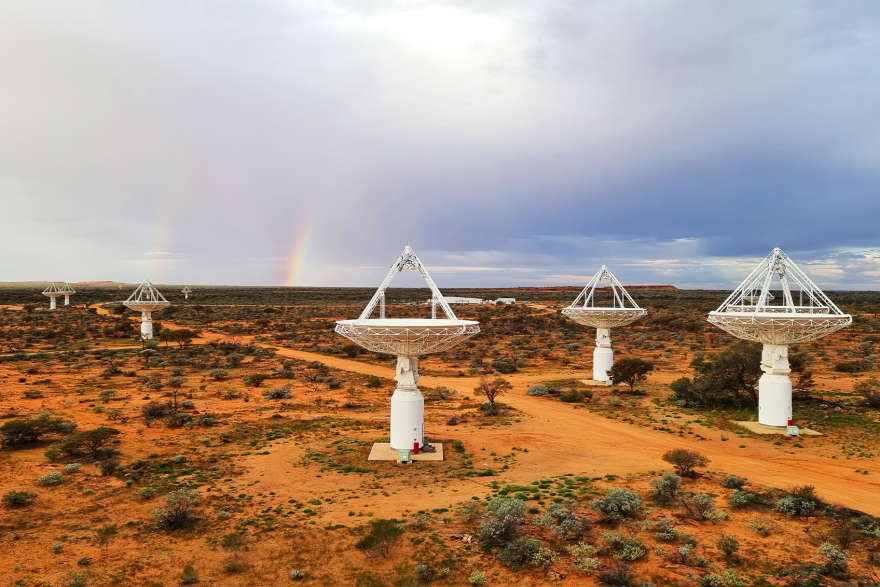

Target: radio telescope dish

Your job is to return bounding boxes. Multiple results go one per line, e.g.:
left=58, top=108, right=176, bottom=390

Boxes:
left=336, top=245, right=479, bottom=458
left=561, top=265, right=647, bottom=382
left=708, top=247, right=851, bottom=428
left=123, top=281, right=170, bottom=341
left=58, top=283, right=76, bottom=306
left=42, top=283, right=63, bottom=310
left=181, top=286, right=192, bottom=300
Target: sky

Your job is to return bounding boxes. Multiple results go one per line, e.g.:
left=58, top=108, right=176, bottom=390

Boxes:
left=1, top=1, right=879, bottom=290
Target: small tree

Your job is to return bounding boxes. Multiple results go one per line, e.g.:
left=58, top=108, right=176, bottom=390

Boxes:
left=854, top=378, right=880, bottom=408
left=152, top=488, right=201, bottom=530
left=342, top=344, right=362, bottom=358
left=356, top=519, right=404, bottom=558
left=71, top=427, right=121, bottom=458
left=608, top=358, right=654, bottom=392
left=662, top=449, right=709, bottom=477
left=474, top=377, right=512, bottom=413
left=0, top=418, right=67, bottom=447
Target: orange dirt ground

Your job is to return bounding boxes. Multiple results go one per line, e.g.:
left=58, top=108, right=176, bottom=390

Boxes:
left=0, top=301, right=878, bottom=586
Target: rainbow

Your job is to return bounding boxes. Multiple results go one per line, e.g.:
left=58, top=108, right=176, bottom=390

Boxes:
left=284, top=207, right=316, bottom=286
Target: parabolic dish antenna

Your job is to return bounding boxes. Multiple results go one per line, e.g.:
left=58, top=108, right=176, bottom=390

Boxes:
left=123, top=280, right=170, bottom=341
left=182, top=286, right=192, bottom=300
left=561, top=265, right=647, bottom=381
left=708, top=247, right=851, bottom=428
left=59, top=283, right=76, bottom=306
left=336, top=245, right=479, bottom=458
left=42, top=283, right=63, bottom=310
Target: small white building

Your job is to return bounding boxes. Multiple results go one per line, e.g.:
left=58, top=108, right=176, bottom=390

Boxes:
left=495, top=298, right=516, bottom=305
left=443, top=297, right=483, bottom=305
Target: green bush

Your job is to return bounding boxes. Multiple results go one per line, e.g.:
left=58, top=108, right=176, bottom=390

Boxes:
left=415, top=563, right=432, bottom=581
left=650, top=472, right=681, bottom=502
left=355, top=519, right=404, bottom=558
left=468, top=570, right=487, bottom=585
left=728, top=490, right=756, bottom=508
left=2, top=490, right=37, bottom=508
left=499, top=536, right=540, bottom=570
left=559, top=389, right=587, bottom=403
left=38, top=472, right=63, bottom=486
left=139, top=487, right=157, bottom=499
left=479, top=498, right=526, bottom=547
left=527, top=385, right=549, bottom=396
left=815, top=542, right=848, bottom=578
left=62, top=463, right=82, bottom=474
left=776, top=495, right=816, bottom=517
left=590, top=488, right=642, bottom=522
left=720, top=476, right=747, bottom=489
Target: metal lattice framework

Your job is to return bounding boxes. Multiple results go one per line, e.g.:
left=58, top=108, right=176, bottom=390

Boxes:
left=181, top=286, right=192, bottom=294
left=561, top=264, right=647, bottom=328
left=42, top=283, right=62, bottom=297
left=123, top=280, right=170, bottom=313
left=335, top=246, right=479, bottom=356
left=708, top=247, right=851, bottom=344
left=58, top=283, right=76, bottom=295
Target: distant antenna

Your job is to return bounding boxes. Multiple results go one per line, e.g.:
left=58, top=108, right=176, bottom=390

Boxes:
left=58, top=283, right=75, bottom=306
left=42, top=283, right=63, bottom=310
left=123, top=280, right=170, bottom=341
left=181, top=286, right=192, bottom=300
left=561, top=265, right=647, bottom=382
left=708, top=247, right=851, bottom=429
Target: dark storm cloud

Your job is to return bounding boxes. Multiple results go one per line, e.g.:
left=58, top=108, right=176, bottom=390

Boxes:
left=0, top=1, right=878, bottom=289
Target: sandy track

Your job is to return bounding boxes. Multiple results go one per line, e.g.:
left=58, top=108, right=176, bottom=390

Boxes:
left=270, top=348, right=880, bottom=515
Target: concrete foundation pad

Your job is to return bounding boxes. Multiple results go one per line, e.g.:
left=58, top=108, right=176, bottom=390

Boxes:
left=735, top=421, right=822, bottom=436
left=368, top=443, right=444, bottom=462
left=580, top=379, right=614, bottom=387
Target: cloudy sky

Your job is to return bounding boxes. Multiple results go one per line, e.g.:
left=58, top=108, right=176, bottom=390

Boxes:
left=2, top=1, right=879, bottom=289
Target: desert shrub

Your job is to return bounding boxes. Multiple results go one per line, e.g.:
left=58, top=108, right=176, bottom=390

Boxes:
left=409, top=512, right=430, bottom=530
left=97, top=457, right=119, bottom=476
left=180, top=400, right=195, bottom=409
left=854, top=378, right=880, bottom=407
left=716, top=534, right=739, bottom=557
left=608, top=357, right=654, bottom=391
left=677, top=492, right=717, bottom=520
left=720, top=476, right=747, bottom=489
left=468, top=570, right=487, bottom=585
left=50, top=542, right=63, bottom=553
left=139, top=487, right=157, bottom=499
left=62, top=427, right=121, bottom=458
left=532, top=545, right=558, bottom=568
left=746, top=516, right=774, bottom=537
left=99, top=389, right=116, bottom=402
left=499, top=536, right=540, bottom=570
left=699, top=570, right=747, bottom=587
left=38, top=472, right=63, bottom=486
left=364, top=376, right=382, bottom=388
left=603, top=532, right=646, bottom=561
left=456, top=501, right=483, bottom=524
left=171, top=454, right=188, bottom=463
left=290, top=569, right=305, bottom=580
left=223, top=560, right=246, bottom=573
left=264, top=385, right=293, bottom=399
left=62, top=463, right=82, bottom=474
left=180, top=562, right=198, bottom=584
left=168, top=377, right=188, bottom=389
left=590, top=488, right=642, bottom=522
left=355, top=519, right=404, bottom=558
left=446, top=416, right=458, bottom=426
left=491, top=357, right=517, bottom=374
left=527, top=385, right=549, bottom=396
left=141, top=401, right=170, bottom=422
left=654, top=517, right=678, bottom=540
left=209, top=369, right=229, bottom=381
left=535, top=500, right=590, bottom=540
left=598, top=560, right=635, bottom=587
left=662, top=449, right=709, bottom=477
left=650, top=472, right=681, bottom=503
left=776, top=495, right=817, bottom=517
left=559, top=389, right=587, bottom=403
left=2, top=490, right=37, bottom=508
left=480, top=498, right=526, bottom=546
left=0, top=417, right=68, bottom=447
left=151, top=488, right=201, bottom=530
left=815, top=542, right=848, bottom=578
left=728, top=490, right=757, bottom=508
left=415, top=563, right=432, bottom=582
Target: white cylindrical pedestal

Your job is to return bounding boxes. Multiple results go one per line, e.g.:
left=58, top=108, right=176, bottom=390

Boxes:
left=64, top=295, right=70, bottom=305
left=49, top=297, right=56, bottom=310
left=390, top=388, right=424, bottom=451
left=141, top=312, right=153, bottom=340
left=593, top=346, right=613, bottom=381
left=758, top=343, right=792, bottom=428
left=758, top=373, right=792, bottom=428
